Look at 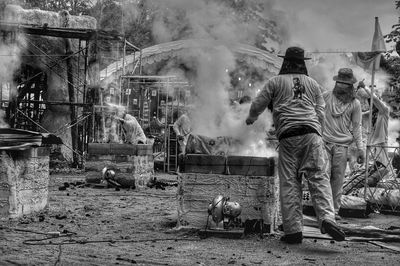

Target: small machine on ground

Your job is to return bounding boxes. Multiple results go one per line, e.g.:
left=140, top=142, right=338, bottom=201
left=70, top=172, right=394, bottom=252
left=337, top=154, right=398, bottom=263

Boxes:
left=199, top=195, right=244, bottom=238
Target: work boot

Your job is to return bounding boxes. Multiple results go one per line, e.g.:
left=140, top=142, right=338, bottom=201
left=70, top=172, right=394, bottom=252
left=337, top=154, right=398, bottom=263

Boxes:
left=280, top=232, right=303, bottom=244
left=321, top=219, right=345, bottom=241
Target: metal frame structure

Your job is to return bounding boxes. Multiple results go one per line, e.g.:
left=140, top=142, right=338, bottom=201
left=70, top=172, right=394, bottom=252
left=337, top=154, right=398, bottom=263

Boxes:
left=363, top=145, right=400, bottom=213
left=118, top=75, right=190, bottom=172
left=0, top=21, right=122, bottom=167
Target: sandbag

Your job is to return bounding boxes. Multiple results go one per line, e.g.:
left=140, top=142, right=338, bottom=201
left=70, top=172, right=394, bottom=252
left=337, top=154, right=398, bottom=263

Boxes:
left=342, top=164, right=388, bottom=195
left=355, top=187, right=400, bottom=207
left=302, top=191, right=371, bottom=218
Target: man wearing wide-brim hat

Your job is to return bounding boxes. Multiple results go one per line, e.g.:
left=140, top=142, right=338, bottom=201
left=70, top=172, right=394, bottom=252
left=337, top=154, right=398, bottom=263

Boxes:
left=323, top=68, right=365, bottom=220
left=246, top=46, right=345, bottom=244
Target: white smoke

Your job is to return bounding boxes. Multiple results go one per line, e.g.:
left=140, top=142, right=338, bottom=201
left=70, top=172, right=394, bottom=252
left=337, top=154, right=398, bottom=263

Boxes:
left=388, top=118, right=400, bottom=148
left=0, top=36, right=24, bottom=128
left=274, top=0, right=396, bottom=52
left=0, top=109, right=9, bottom=128
left=147, top=0, right=278, bottom=156
left=147, top=0, right=282, bottom=156
left=308, top=53, right=390, bottom=93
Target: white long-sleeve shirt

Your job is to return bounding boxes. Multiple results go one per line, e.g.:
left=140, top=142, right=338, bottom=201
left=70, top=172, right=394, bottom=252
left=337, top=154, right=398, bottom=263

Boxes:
left=173, top=114, right=192, bottom=145
left=364, top=95, right=390, bottom=146
left=322, top=92, right=363, bottom=150
left=122, top=114, right=147, bottom=144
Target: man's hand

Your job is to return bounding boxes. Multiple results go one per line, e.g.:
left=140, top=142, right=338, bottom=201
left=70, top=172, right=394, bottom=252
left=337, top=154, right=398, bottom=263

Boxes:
left=246, top=116, right=256, bottom=125
left=177, top=135, right=184, bottom=141
left=357, top=149, right=365, bottom=164
left=357, top=80, right=366, bottom=89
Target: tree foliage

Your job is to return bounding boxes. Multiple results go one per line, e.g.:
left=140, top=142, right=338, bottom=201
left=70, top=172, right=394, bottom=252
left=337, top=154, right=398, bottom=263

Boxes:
left=4, top=0, right=93, bottom=15
left=382, top=1, right=400, bottom=102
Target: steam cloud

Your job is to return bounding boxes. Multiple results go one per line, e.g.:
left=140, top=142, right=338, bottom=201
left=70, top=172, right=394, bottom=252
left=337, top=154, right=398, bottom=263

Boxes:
left=0, top=37, right=24, bottom=128
left=148, top=0, right=279, bottom=157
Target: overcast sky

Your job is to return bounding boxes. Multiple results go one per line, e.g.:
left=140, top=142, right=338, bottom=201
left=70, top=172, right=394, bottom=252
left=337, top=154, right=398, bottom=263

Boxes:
left=275, top=0, right=399, bottom=52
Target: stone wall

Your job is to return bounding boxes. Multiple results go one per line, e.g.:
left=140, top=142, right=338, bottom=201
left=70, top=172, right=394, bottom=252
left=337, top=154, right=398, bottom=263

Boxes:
left=0, top=147, right=50, bottom=219
left=177, top=155, right=280, bottom=233
left=177, top=173, right=280, bottom=233
left=86, top=143, right=154, bottom=189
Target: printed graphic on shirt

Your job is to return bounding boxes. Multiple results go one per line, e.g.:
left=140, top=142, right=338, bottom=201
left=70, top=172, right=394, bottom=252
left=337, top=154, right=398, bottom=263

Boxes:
left=292, top=77, right=305, bottom=100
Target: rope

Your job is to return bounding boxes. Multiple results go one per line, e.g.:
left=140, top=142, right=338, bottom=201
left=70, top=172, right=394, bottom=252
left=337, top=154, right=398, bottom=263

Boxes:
left=54, top=113, right=92, bottom=135
left=26, top=38, right=87, bottom=87
left=16, top=109, right=84, bottom=160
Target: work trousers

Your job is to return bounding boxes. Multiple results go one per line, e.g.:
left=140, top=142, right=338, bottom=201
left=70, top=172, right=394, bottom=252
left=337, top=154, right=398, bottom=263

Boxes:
left=325, top=143, right=348, bottom=213
left=278, top=133, right=335, bottom=234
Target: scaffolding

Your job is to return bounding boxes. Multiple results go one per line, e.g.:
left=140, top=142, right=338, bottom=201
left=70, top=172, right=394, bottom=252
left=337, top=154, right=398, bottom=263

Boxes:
left=118, top=75, right=191, bottom=172
left=361, top=145, right=400, bottom=214
left=0, top=21, right=123, bottom=167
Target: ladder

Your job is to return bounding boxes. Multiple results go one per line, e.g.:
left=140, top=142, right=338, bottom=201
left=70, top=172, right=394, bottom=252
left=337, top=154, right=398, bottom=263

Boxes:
left=165, top=124, right=179, bottom=172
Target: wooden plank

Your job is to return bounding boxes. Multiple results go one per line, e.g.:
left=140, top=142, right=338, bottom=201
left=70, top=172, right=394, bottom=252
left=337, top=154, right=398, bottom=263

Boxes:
left=369, top=241, right=400, bottom=252
left=110, top=144, right=136, bottom=155
left=182, top=154, right=226, bottom=174
left=88, top=143, right=110, bottom=155
left=137, top=144, right=153, bottom=156
left=226, top=156, right=275, bottom=176
left=303, top=226, right=332, bottom=240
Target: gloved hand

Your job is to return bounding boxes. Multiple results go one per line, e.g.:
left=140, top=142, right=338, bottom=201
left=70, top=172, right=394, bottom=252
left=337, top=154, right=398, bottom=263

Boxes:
left=246, top=116, right=257, bottom=125
left=177, top=135, right=184, bottom=141
left=357, top=149, right=365, bottom=164
left=357, top=80, right=366, bottom=89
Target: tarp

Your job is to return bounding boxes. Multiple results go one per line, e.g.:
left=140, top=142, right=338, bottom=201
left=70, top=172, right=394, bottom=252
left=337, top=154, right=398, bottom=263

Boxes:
left=352, top=17, right=386, bottom=72
left=185, top=133, right=239, bottom=156
left=0, top=128, right=43, bottom=150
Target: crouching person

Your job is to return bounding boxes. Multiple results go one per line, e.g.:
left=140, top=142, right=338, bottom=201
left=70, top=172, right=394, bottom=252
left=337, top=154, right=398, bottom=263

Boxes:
left=116, top=111, right=147, bottom=144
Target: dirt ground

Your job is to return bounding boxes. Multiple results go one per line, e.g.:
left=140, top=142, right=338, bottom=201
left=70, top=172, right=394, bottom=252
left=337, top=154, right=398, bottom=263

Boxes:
left=1, top=172, right=400, bottom=266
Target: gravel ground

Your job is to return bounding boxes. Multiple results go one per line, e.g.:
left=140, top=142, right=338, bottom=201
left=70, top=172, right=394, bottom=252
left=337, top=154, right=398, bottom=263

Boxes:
left=1, top=172, right=400, bottom=266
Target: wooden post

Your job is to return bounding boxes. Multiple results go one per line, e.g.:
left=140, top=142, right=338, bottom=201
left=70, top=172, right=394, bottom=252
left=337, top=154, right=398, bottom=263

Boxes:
left=65, top=37, right=78, bottom=167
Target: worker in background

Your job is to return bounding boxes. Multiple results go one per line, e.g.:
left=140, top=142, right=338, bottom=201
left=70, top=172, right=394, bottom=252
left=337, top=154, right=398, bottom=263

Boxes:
left=116, top=111, right=147, bottom=144
left=103, top=117, right=119, bottom=143
left=173, top=110, right=192, bottom=154
left=246, top=46, right=345, bottom=244
left=351, top=81, right=390, bottom=169
left=322, top=68, right=365, bottom=221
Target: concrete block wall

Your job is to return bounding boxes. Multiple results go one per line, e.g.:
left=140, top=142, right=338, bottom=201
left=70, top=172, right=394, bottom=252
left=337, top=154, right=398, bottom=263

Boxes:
left=0, top=147, right=50, bottom=219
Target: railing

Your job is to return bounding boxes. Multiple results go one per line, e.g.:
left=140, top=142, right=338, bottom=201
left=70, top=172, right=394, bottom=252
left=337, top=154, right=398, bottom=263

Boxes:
left=362, top=145, right=400, bottom=213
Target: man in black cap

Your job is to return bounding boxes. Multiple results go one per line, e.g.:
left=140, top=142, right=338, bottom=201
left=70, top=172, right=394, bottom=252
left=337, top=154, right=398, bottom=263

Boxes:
left=246, top=46, right=345, bottom=244
left=323, top=68, right=364, bottom=220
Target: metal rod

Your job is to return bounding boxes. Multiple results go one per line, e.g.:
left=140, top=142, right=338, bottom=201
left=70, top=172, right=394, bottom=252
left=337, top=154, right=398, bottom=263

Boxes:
left=123, top=39, right=126, bottom=75
left=125, top=39, right=141, bottom=51
left=364, top=56, right=377, bottom=200
left=18, top=100, right=89, bottom=106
